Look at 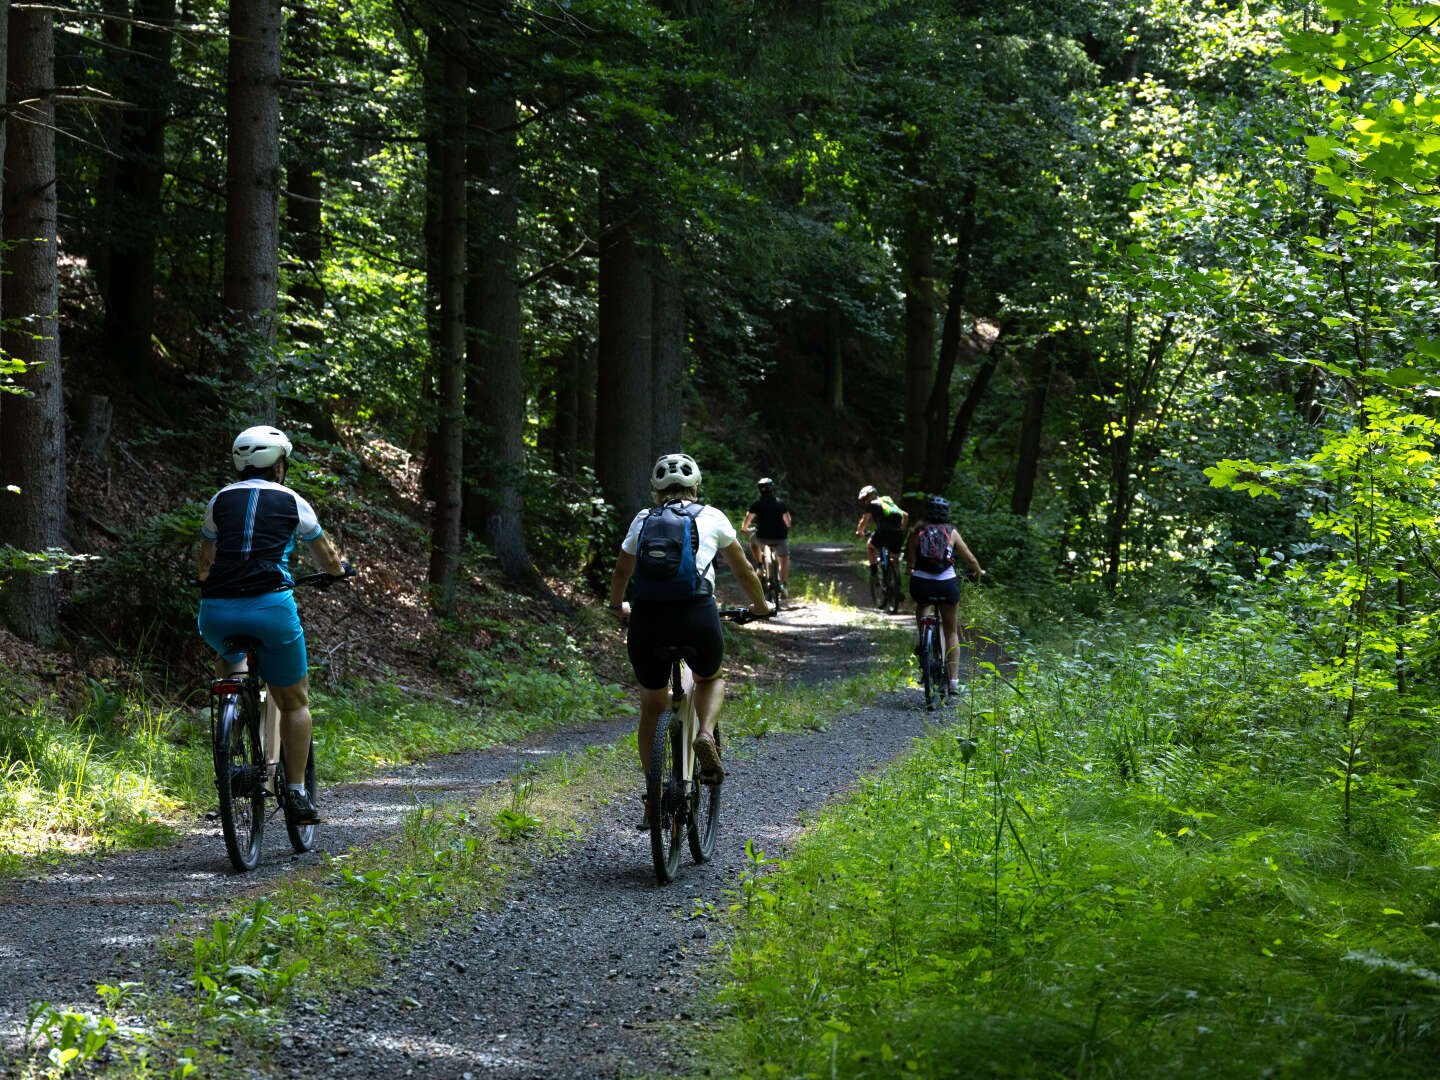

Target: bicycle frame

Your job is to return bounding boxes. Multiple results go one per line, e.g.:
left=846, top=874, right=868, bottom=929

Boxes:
left=669, top=657, right=698, bottom=789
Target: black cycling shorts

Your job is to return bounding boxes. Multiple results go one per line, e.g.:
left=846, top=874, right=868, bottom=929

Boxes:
left=871, top=529, right=905, bottom=554
left=626, top=597, right=724, bottom=690
left=909, top=575, right=961, bottom=606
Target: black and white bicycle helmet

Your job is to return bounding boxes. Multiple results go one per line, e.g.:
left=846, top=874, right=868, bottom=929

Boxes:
left=232, top=426, right=293, bottom=471
left=924, top=494, right=950, bottom=523
left=757, top=476, right=775, bottom=494
left=857, top=484, right=878, bottom=503
left=652, top=452, right=702, bottom=492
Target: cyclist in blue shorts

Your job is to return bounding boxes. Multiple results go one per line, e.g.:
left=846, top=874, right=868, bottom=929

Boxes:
left=196, top=426, right=348, bottom=825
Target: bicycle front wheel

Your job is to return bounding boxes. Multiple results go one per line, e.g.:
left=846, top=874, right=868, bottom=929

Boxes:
left=649, top=711, right=685, bottom=883
left=688, top=722, right=721, bottom=863
left=215, top=696, right=265, bottom=872
left=279, top=737, right=318, bottom=853
left=920, top=626, right=936, bottom=710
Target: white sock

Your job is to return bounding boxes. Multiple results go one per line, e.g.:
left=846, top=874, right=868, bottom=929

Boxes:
left=288, top=784, right=306, bottom=797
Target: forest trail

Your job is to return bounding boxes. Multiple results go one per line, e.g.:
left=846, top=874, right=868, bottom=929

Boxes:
left=0, top=543, right=943, bottom=1076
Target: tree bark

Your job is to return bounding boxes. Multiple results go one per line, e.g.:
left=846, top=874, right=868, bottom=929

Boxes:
left=463, top=76, right=540, bottom=587
left=651, top=226, right=685, bottom=456
left=1010, top=341, right=1053, bottom=519
left=595, top=194, right=654, bottom=525
left=223, top=0, right=282, bottom=404
left=2, top=3, right=67, bottom=645
left=425, top=27, right=467, bottom=614
left=900, top=198, right=936, bottom=502
left=103, top=0, right=175, bottom=388
left=943, top=350, right=999, bottom=478
left=921, top=179, right=977, bottom=493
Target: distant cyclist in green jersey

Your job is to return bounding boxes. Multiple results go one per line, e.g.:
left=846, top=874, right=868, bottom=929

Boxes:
left=608, top=453, right=771, bottom=827
left=741, top=477, right=793, bottom=594
left=854, top=484, right=909, bottom=583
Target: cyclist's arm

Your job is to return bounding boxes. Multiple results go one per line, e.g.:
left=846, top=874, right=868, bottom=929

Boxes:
left=782, top=511, right=793, bottom=528
left=855, top=512, right=872, bottom=536
left=741, top=511, right=756, bottom=535
left=720, top=541, right=769, bottom=611
left=308, top=533, right=346, bottom=576
left=904, top=528, right=919, bottom=570
left=952, top=531, right=983, bottom=578
left=197, top=538, right=216, bottom=581
left=609, top=551, right=635, bottom=608
left=899, top=510, right=910, bottom=530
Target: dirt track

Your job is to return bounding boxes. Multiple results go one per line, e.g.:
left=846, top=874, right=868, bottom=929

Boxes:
left=0, top=543, right=952, bottom=1077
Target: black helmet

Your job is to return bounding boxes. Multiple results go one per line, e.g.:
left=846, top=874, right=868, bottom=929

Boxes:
left=924, top=495, right=950, bottom=523
left=757, top=476, right=775, bottom=494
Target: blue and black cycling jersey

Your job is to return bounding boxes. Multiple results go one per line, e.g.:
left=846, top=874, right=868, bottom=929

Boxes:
left=200, top=478, right=323, bottom=598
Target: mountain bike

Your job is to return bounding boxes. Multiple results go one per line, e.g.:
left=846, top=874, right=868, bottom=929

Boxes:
left=870, top=540, right=903, bottom=614
left=646, top=605, right=769, bottom=884
left=207, top=569, right=353, bottom=872
left=917, top=605, right=949, bottom=711
left=757, top=542, right=784, bottom=613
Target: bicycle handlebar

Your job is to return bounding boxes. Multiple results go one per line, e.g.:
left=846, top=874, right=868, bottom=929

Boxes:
left=191, top=563, right=357, bottom=591
left=718, top=606, right=775, bottom=625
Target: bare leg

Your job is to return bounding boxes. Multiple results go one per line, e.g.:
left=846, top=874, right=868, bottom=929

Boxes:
left=267, top=679, right=313, bottom=783
left=778, top=554, right=790, bottom=584
left=941, top=603, right=961, bottom=682
left=637, top=686, right=670, bottom=773
left=263, top=690, right=281, bottom=792
left=866, top=539, right=878, bottom=571
left=693, top=675, right=725, bottom=739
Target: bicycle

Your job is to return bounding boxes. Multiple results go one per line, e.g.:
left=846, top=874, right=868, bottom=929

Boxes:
left=869, top=539, right=903, bottom=614
left=917, top=605, right=949, bottom=711
left=757, top=541, right=784, bottom=613
left=207, top=569, right=353, bottom=872
left=646, top=605, right=769, bottom=884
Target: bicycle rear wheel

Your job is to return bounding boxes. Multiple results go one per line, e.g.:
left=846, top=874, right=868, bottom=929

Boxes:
left=688, top=722, right=721, bottom=863
left=920, top=625, right=937, bottom=710
left=649, top=711, right=685, bottom=883
left=215, top=695, right=265, bottom=872
left=885, top=562, right=902, bottom=614
left=279, top=737, right=318, bottom=853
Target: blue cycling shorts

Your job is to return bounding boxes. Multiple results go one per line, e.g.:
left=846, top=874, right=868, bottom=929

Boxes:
left=197, top=591, right=308, bottom=687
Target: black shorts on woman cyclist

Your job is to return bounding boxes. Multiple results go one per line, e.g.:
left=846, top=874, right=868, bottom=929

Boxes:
left=608, top=453, right=772, bottom=826
left=905, top=495, right=984, bottom=696
left=196, top=426, right=348, bottom=826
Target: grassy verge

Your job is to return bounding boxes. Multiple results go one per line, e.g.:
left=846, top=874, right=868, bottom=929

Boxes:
left=704, top=603, right=1440, bottom=1078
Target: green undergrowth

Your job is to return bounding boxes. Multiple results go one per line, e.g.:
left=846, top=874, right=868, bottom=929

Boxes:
left=13, top=737, right=638, bottom=1079
left=705, top=603, right=1440, bottom=1078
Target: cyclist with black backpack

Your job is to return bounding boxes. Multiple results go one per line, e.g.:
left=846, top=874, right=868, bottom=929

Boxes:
left=608, top=453, right=772, bottom=826
left=905, top=495, right=984, bottom=696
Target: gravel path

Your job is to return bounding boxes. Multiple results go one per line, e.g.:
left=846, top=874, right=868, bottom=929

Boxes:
left=0, top=543, right=938, bottom=1076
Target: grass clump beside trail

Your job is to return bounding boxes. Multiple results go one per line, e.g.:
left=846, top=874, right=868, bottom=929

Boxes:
left=0, top=612, right=628, bottom=871
left=706, top=600, right=1440, bottom=1079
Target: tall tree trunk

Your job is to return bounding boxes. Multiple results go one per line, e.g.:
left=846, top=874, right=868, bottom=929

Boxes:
left=900, top=199, right=935, bottom=502
left=922, top=180, right=977, bottom=493
left=2, top=3, right=67, bottom=645
left=1010, top=342, right=1052, bottom=518
left=104, top=0, right=175, bottom=389
left=463, top=77, right=540, bottom=586
left=651, top=227, right=685, bottom=455
left=425, top=27, right=467, bottom=614
left=595, top=194, right=654, bottom=525
left=943, top=349, right=999, bottom=478
left=223, top=0, right=282, bottom=404
left=823, top=300, right=843, bottom=410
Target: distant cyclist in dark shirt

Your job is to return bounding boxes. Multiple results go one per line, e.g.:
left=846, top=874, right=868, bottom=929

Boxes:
left=741, top=477, right=793, bottom=593
left=854, top=484, right=909, bottom=582
left=196, top=426, right=348, bottom=826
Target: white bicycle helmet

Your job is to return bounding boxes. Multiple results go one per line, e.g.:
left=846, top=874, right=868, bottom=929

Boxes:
left=232, top=426, right=293, bottom=471
left=857, top=484, right=878, bottom=502
left=652, top=452, right=702, bottom=492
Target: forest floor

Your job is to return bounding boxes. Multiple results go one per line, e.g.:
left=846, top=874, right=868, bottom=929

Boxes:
left=0, top=543, right=985, bottom=1078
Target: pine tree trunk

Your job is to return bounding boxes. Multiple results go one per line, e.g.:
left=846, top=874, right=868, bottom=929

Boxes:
left=1010, top=343, right=1052, bottom=519
left=104, top=0, right=174, bottom=387
left=2, top=4, right=67, bottom=645
left=463, top=77, right=539, bottom=586
left=425, top=27, right=467, bottom=615
left=223, top=0, right=281, bottom=401
left=595, top=194, right=654, bottom=525
left=651, top=228, right=685, bottom=456
left=901, top=199, right=935, bottom=502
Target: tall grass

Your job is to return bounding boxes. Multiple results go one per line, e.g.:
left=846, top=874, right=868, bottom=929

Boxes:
left=707, top=599, right=1440, bottom=1078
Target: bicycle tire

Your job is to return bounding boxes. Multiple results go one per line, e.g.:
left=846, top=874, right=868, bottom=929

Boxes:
left=279, top=737, right=318, bottom=853
left=688, top=722, right=721, bottom=863
left=885, top=561, right=902, bottom=614
left=648, top=711, right=685, bottom=883
left=765, top=557, right=782, bottom=612
left=215, top=694, right=265, bottom=872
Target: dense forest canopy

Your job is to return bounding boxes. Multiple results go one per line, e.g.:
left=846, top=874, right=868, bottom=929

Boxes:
left=0, top=0, right=1437, bottom=695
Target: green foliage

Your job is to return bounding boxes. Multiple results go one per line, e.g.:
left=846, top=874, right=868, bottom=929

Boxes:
left=707, top=603, right=1440, bottom=1078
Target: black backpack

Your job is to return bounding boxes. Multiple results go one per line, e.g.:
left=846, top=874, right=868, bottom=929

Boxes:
left=633, top=500, right=713, bottom=603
